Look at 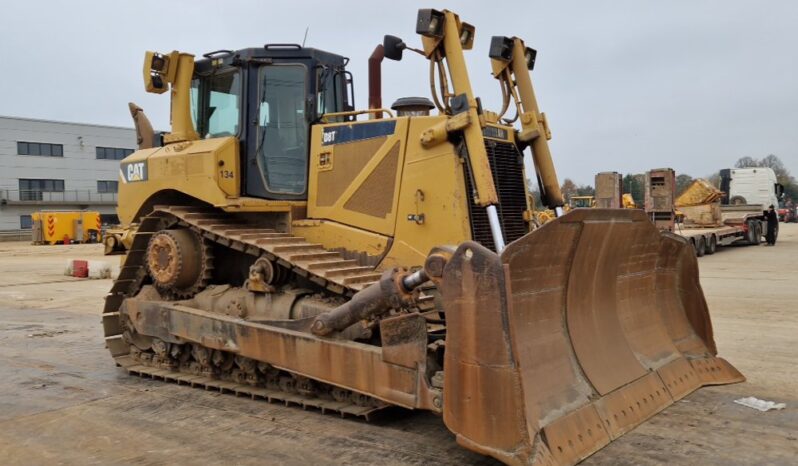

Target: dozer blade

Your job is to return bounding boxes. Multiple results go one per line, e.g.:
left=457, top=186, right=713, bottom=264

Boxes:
left=439, top=209, right=743, bottom=466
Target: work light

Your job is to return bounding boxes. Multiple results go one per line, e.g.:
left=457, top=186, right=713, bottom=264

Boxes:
left=416, top=9, right=445, bottom=38
left=524, top=47, right=537, bottom=70
left=488, top=36, right=514, bottom=62
left=459, top=22, right=475, bottom=49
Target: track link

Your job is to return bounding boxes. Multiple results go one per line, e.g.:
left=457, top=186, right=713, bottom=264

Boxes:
left=116, top=354, right=386, bottom=419
left=103, top=206, right=392, bottom=419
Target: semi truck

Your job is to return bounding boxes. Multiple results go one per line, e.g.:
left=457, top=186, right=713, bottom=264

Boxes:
left=720, top=167, right=783, bottom=210
left=644, top=168, right=780, bottom=256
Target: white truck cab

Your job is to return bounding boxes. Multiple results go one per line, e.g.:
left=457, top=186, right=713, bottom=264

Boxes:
left=720, top=167, right=784, bottom=212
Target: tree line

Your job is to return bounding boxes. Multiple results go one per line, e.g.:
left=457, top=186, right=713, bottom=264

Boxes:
left=528, top=154, right=797, bottom=208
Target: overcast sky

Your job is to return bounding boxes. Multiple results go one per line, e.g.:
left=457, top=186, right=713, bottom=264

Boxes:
left=1, top=1, right=796, bottom=184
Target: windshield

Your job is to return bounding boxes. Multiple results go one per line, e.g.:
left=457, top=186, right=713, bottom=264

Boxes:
left=190, top=71, right=241, bottom=138
left=257, top=65, right=308, bottom=195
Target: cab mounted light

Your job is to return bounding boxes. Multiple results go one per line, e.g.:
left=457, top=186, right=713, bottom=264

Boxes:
left=488, top=36, right=514, bottom=62
left=416, top=9, right=445, bottom=38
left=459, top=22, right=475, bottom=49
left=144, top=51, right=179, bottom=94
left=524, top=47, right=537, bottom=70
left=150, top=73, right=164, bottom=91
left=150, top=53, right=168, bottom=73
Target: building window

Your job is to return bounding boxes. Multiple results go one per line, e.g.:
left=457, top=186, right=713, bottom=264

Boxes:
left=20, top=215, right=33, bottom=229
left=19, top=178, right=65, bottom=201
left=97, top=180, right=119, bottom=193
left=17, top=141, right=64, bottom=157
left=96, top=146, right=134, bottom=160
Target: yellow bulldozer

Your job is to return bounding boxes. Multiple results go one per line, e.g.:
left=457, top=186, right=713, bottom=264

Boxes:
left=103, top=9, right=742, bottom=465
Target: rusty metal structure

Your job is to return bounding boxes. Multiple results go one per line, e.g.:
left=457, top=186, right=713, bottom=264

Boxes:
left=103, top=9, right=743, bottom=465
left=595, top=171, right=623, bottom=208
left=645, top=168, right=678, bottom=231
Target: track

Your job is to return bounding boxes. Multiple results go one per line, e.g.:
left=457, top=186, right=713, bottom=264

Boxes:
left=102, top=206, right=393, bottom=419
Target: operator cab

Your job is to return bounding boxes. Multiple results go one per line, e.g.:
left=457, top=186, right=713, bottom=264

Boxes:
left=190, top=44, right=353, bottom=200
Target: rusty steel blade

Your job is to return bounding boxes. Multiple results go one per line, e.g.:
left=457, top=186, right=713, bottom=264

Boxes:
left=440, top=209, right=744, bottom=466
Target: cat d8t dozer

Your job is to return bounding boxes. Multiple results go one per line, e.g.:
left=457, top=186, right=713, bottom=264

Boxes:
left=103, top=8, right=743, bottom=465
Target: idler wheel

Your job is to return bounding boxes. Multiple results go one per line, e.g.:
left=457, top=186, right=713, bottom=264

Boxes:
left=146, top=228, right=208, bottom=298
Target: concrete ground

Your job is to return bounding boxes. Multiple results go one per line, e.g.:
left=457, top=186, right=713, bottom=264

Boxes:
left=0, top=226, right=795, bottom=465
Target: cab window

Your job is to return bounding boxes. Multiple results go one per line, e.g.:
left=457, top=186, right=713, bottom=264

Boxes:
left=191, top=71, right=241, bottom=138
left=317, top=69, right=344, bottom=116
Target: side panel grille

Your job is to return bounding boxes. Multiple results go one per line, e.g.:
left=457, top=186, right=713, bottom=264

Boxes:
left=464, top=140, right=529, bottom=251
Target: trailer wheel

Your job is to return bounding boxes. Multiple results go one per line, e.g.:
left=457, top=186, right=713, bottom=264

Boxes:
left=696, top=236, right=706, bottom=257
left=706, top=235, right=717, bottom=255
left=689, top=238, right=697, bottom=256
left=746, top=220, right=757, bottom=244
left=754, top=221, right=763, bottom=245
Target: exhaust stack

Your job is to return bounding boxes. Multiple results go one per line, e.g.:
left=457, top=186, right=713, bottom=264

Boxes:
left=128, top=103, right=156, bottom=150
left=368, top=44, right=384, bottom=118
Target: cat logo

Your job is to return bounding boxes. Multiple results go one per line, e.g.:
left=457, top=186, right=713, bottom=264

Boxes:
left=121, top=161, right=148, bottom=183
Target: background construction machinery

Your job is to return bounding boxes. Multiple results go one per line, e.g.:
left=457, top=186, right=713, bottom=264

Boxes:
left=641, top=167, right=779, bottom=256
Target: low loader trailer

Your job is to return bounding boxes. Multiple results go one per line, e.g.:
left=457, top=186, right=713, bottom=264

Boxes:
left=674, top=204, right=767, bottom=256
left=651, top=176, right=773, bottom=256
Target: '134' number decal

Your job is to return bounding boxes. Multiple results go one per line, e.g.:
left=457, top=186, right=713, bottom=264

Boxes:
left=220, top=170, right=234, bottom=179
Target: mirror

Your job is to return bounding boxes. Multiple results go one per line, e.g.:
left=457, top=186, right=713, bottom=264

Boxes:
left=383, top=35, right=405, bottom=61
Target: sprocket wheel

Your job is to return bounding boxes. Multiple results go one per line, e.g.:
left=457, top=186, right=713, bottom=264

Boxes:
left=146, top=228, right=213, bottom=299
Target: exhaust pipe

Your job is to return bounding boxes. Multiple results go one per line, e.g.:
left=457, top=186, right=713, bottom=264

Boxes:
left=128, top=102, right=156, bottom=149
left=368, top=44, right=384, bottom=118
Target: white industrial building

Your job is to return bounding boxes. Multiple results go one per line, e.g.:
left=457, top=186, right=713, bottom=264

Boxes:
left=0, top=115, right=136, bottom=233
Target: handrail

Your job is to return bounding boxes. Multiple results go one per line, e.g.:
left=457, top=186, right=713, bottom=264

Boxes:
left=0, top=189, right=118, bottom=204
left=319, top=108, right=395, bottom=123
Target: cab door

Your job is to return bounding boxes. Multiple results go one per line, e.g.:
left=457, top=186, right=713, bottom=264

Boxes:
left=245, top=64, right=310, bottom=200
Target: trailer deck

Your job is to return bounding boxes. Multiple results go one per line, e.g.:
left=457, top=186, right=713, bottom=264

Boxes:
left=674, top=204, right=767, bottom=254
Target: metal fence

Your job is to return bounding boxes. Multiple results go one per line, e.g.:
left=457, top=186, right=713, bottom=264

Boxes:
left=0, top=229, right=32, bottom=242
left=0, top=190, right=118, bottom=205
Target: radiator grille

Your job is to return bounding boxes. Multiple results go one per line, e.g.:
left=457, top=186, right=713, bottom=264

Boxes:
left=464, top=140, right=529, bottom=251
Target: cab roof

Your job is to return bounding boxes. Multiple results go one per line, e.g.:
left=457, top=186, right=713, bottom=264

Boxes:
left=194, top=45, right=348, bottom=73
